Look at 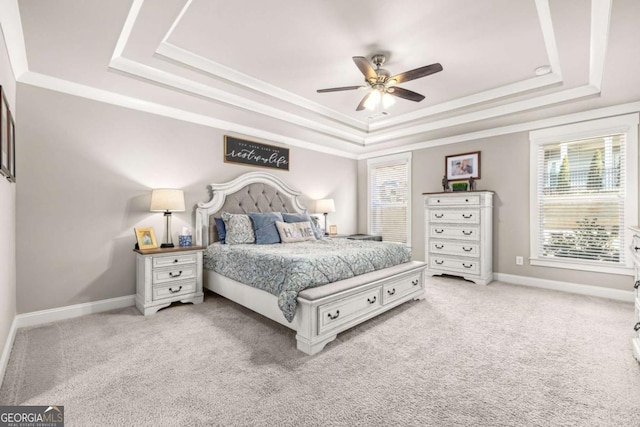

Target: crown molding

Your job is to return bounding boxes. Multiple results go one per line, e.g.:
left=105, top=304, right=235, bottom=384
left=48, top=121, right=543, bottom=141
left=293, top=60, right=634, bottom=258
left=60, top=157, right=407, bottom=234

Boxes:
left=18, top=71, right=360, bottom=159
left=0, top=0, right=28, bottom=81
left=589, top=0, right=612, bottom=89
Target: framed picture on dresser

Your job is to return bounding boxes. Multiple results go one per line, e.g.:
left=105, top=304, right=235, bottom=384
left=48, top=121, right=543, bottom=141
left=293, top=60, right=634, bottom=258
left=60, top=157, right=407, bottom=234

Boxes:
left=445, top=151, right=480, bottom=181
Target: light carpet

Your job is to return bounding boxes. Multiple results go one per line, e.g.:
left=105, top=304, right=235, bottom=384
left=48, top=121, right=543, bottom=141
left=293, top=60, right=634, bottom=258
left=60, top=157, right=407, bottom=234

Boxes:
left=1, top=276, right=639, bottom=426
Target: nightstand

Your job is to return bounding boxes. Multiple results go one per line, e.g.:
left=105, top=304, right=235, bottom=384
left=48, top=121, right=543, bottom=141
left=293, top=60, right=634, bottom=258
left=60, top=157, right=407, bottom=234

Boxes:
left=134, top=246, right=205, bottom=315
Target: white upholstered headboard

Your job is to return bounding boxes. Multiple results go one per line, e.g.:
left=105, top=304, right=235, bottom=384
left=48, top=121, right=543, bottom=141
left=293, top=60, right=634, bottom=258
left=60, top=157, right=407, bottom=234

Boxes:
left=195, top=171, right=307, bottom=246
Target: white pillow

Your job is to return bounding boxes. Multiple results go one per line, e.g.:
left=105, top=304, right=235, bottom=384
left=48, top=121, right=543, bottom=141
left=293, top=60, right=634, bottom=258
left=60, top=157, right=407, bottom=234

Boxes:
left=221, top=212, right=256, bottom=245
left=275, top=221, right=316, bottom=243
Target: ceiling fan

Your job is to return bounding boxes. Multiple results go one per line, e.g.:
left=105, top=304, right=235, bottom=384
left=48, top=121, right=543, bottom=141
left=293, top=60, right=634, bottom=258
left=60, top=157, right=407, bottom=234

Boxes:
left=317, top=55, right=443, bottom=111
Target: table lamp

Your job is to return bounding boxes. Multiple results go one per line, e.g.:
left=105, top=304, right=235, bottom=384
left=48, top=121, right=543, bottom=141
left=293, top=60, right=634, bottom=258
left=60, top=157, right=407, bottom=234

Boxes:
left=315, top=198, right=335, bottom=236
left=150, top=189, right=185, bottom=248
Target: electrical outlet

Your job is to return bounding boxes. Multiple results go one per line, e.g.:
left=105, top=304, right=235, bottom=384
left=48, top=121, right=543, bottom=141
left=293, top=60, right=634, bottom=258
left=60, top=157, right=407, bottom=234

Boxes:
left=516, top=256, right=524, bottom=265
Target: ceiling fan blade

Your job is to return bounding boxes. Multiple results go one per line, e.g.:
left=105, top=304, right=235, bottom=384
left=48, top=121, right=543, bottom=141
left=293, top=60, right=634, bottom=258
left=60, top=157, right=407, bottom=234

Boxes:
left=353, top=56, right=377, bottom=81
left=387, top=87, right=426, bottom=102
left=389, top=63, right=443, bottom=85
left=317, top=85, right=365, bottom=93
left=356, top=92, right=373, bottom=111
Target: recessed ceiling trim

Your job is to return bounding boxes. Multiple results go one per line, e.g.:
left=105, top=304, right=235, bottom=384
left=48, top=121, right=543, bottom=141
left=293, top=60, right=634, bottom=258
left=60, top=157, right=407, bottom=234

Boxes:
left=368, top=73, right=562, bottom=131
left=0, top=0, right=28, bottom=81
left=109, top=56, right=366, bottom=145
left=589, top=0, right=612, bottom=88
left=364, top=85, right=600, bottom=145
left=534, top=0, right=562, bottom=79
left=155, top=42, right=368, bottom=131
left=18, top=71, right=360, bottom=159
left=110, top=0, right=145, bottom=62
left=358, top=101, right=640, bottom=160
left=153, top=0, right=566, bottom=133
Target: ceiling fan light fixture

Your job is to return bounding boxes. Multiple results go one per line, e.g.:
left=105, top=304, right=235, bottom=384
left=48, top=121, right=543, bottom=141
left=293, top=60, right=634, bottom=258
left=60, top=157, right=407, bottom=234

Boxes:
left=364, top=90, right=381, bottom=110
left=382, top=92, right=395, bottom=108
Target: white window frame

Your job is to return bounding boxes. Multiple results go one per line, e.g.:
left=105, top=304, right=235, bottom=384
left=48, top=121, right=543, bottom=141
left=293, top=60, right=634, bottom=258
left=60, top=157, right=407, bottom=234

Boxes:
left=529, top=113, right=639, bottom=275
left=367, top=152, right=412, bottom=246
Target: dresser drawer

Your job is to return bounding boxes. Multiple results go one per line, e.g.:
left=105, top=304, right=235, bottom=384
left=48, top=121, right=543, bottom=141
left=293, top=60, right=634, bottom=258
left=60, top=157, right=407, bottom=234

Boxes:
left=430, top=240, right=479, bottom=257
left=318, top=287, right=381, bottom=335
left=430, top=225, right=479, bottom=241
left=152, top=265, right=197, bottom=285
left=153, top=253, right=197, bottom=268
left=382, top=273, right=422, bottom=305
left=426, top=195, right=480, bottom=206
left=152, top=280, right=196, bottom=301
left=430, top=256, right=480, bottom=274
left=430, top=209, right=480, bottom=224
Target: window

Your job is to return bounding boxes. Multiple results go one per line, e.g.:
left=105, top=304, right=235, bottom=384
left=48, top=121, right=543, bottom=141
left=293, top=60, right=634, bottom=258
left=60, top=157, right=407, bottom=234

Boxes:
left=530, top=114, right=638, bottom=275
left=367, top=153, right=412, bottom=245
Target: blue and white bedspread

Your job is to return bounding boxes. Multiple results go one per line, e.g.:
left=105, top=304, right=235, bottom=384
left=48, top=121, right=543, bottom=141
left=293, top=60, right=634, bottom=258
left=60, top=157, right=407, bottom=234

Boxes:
left=204, top=239, right=411, bottom=322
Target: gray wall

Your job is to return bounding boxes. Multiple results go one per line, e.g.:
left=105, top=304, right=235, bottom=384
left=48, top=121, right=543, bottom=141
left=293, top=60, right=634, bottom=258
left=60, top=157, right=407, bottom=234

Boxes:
left=0, top=26, right=17, bottom=376
left=359, top=131, right=636, bottom=292
left=16, top=84, right=358, bottom=314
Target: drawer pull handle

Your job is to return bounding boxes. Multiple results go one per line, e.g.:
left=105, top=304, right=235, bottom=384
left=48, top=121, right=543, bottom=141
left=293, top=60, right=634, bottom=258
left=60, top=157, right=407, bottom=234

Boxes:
left=635, top=280, right=640, bottom=289
left=173, top=259, right=179, bottom=263
left=387, top=288, right=396, bottom=296
left=169, top=271, right=183, bottom=278
left=465, top=199, right=469, bottom=202
left=434, top=213, right=444, bottom=218
left=435, top=259, right=444, bottom=265
left=412, top=279, right=419, bottom=286
left=462, top=214, right=473, bottom=219
left=437, top=199, right=440, bottom=203
left=327, top=310, right=340, bottom=320
left=462, top=263, right=473, bottom=269
left=169, top=286, right=183, bottom=294
left=635, top=322, right=640, bottom=332
left=435, top=229, right=444, bottom=234
left=635, top=246, right=640, bottom=252
left=367, top=296, right=377, bottom=304
left=435, top=244, right=444, bottom=249
left=463, top=247, right=473, bottom=252
left=462, top=230, right=473, bottom=235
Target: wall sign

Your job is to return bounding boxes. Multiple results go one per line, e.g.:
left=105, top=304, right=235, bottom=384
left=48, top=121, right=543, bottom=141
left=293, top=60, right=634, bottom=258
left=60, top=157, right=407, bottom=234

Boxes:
left=224, top=136, right=289, bottom=171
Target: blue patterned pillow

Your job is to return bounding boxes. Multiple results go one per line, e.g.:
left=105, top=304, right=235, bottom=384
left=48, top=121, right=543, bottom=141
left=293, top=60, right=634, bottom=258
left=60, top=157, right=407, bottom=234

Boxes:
left=221, top=212, right=256, bottom=245
left=248, top=212, right=283, bottom=245
left=214, top=217, right=226, bottom=244
left=282, top=212, right=321, bottom=239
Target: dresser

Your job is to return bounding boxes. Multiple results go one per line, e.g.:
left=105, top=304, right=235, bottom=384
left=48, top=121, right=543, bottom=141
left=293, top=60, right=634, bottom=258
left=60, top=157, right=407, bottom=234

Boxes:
left=628, top=226, right=640, bottom=362
left=423, top=191, right=493, bottom=285
left=134, top=246, right=205, bottom=315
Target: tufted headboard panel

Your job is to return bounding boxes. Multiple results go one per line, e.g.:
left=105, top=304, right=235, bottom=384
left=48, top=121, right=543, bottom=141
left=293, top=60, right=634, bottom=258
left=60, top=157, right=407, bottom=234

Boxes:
left=196, top=172, right=307, bottom=246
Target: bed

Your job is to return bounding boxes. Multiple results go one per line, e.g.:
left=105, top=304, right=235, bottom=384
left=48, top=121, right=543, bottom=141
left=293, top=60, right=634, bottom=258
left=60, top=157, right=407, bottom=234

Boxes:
left=195, top=171, right=427, bottom=355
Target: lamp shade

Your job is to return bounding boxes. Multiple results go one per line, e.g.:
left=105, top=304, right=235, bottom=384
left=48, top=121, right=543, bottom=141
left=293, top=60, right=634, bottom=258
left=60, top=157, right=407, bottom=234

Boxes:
left=150, top=189, right=185, bottom=212
left=315, top=198, right=336, bottom=214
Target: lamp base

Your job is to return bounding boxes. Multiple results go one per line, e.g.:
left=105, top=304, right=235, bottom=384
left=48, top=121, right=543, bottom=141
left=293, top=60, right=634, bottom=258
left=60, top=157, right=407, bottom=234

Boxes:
left=160, top=243, right=175, bottom=248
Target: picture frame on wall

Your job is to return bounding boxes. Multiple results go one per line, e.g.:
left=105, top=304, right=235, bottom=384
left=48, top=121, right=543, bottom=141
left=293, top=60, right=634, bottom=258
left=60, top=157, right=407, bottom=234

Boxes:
left=134, top=227, right=158, bottom=250
left=8, top=113, right=15, bottom=181
left=445, top=151, right=481, bottom=182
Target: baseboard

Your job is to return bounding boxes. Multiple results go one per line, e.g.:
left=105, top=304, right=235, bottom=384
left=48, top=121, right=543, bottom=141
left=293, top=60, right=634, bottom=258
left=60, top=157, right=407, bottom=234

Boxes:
left=16, top=295, right=136, bottom=329
left=494, top=273, right=634, bottom=302
left=0, top=316, right=18, bottom=390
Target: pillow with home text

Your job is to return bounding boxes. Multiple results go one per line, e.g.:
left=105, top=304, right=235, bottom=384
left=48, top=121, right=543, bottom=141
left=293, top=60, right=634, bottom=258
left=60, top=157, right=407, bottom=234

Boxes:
left=275, top=221, right=316, bottom=243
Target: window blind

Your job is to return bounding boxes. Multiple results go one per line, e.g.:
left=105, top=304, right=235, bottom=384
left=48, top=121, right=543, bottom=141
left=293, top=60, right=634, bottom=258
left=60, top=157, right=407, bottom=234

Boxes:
left=536, top=134, right=626, bottom=264
left=369, top=158, right=409, bottom=244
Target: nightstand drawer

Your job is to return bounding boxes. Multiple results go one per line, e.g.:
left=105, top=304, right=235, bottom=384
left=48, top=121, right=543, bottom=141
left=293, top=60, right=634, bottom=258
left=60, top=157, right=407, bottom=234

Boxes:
left=152, top=280, right=196, bottom=301
left=153, top=253, right=197, bottom=268
left=152, top=265, right=197, bottom=284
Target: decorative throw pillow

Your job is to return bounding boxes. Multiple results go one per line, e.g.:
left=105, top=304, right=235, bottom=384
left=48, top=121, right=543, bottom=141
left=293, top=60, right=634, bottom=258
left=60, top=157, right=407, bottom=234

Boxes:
left=214, top=217, right=226, bottom=244
left=248, top=212, right=283, bottom=245
left=282, top=212, right=321, bottom=240
left=221, top=212, right=256, bottom=245
left=275, top=221, right=317, bottom=243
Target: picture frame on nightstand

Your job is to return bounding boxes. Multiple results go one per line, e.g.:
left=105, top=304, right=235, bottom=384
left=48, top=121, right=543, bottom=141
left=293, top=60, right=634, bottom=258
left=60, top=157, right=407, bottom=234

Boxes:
left=134, top=227, right=158, bottom=250
left=329, top=225, right=338, bottom=235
